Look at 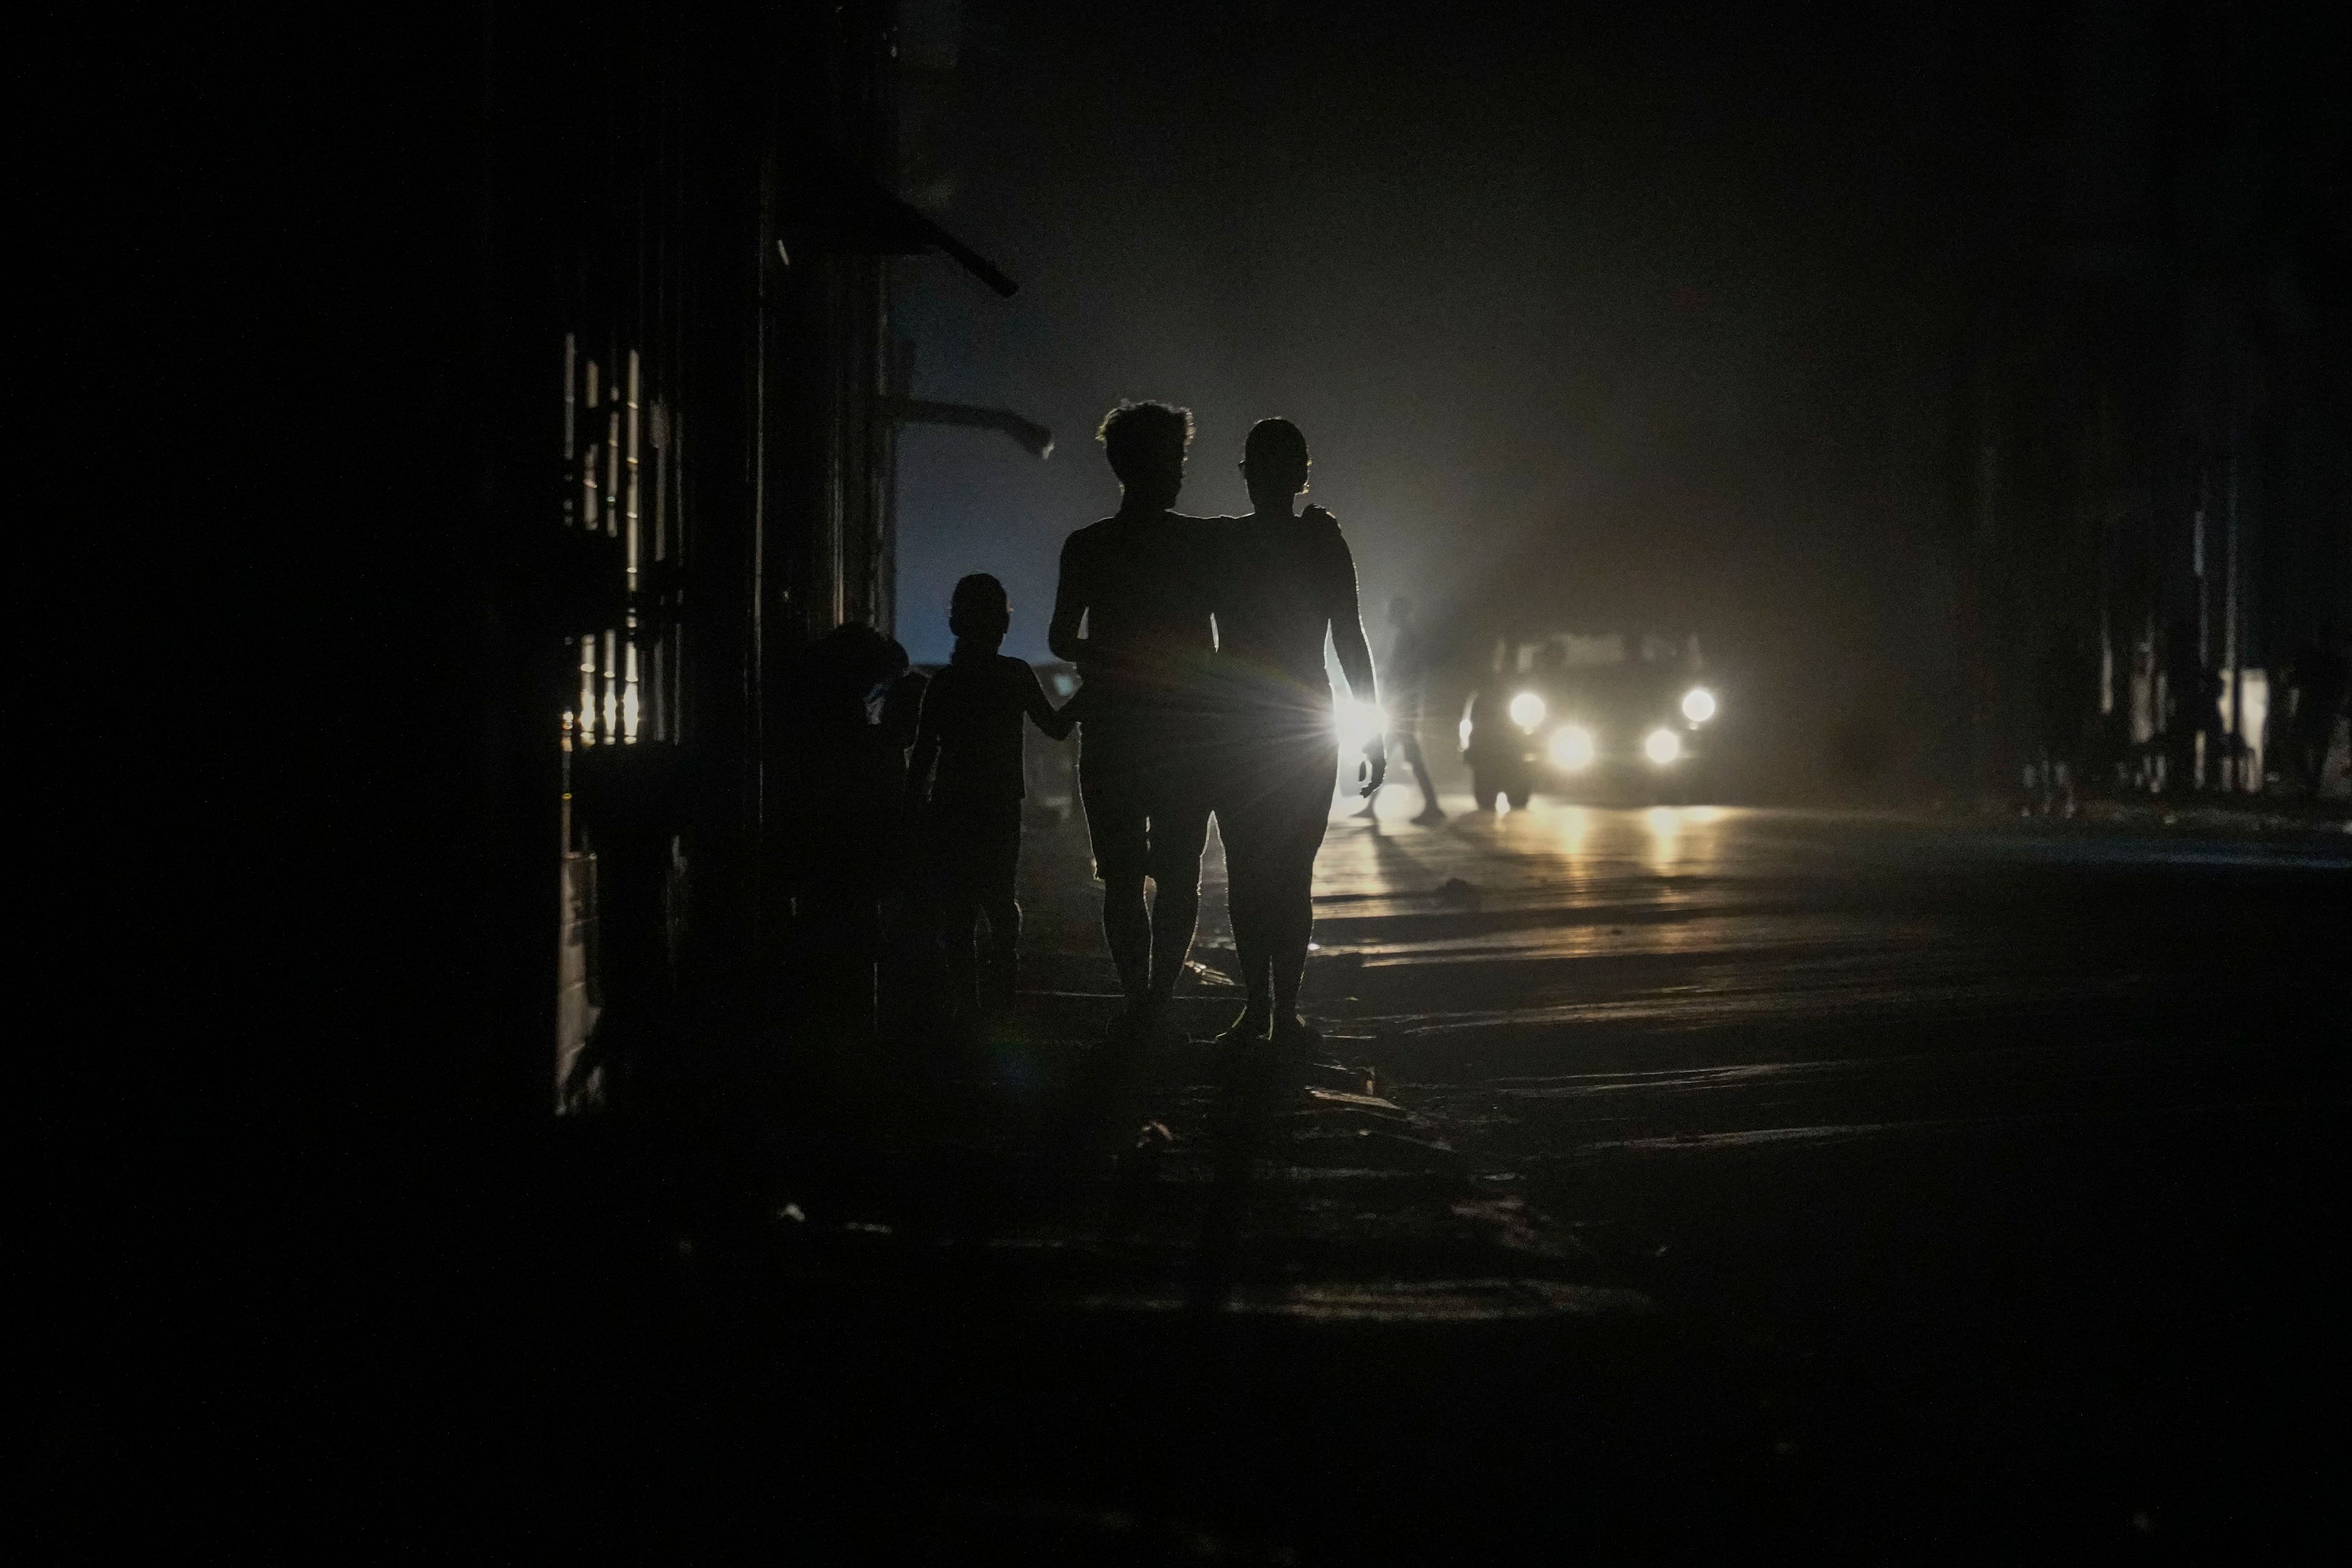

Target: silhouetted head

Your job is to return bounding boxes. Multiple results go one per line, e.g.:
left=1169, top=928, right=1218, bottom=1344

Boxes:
left=1389, top=595, right=1416, bottom=628
left=1240, top=418, right=1310, bottom=511
left=1096, top=401, right=1193, bottom=511
left=805, top=621, right=908, bottom=729
left=949, top=572, right=1012, bottom=647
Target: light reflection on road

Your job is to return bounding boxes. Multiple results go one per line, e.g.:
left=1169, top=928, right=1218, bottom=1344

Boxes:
left=1305, top=795, right=2346, bottom=1054
left=1553, top=804, right=1589, bottom=856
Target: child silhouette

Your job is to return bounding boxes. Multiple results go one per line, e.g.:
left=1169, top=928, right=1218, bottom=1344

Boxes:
left=906, top=574, right=1077, bottom=1029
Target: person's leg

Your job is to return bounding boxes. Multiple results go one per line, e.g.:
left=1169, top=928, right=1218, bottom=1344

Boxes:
left=1079, top=733, right=1152, bottom=1004
left=977, top=809, right=1023, bottom=1020
left=1399, top=728, right=1441, bottom=818
left=927, top=809, right=980, bottom=1028
left=1217, top=802, right=1276, bottom=1039
left=1144, top=794, right=1212, bottom=1005
left=938, top=888, right=982, bottom=1027
left=1267, top=741, right=1337, bottom=1038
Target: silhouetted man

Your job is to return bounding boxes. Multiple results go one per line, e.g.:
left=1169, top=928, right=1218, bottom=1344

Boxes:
left=1356, top=594, right=1442, bottom=823
left=1048, top=402, right=1219, bottom=1029
left=1208, top=418, right=1384, bottom=1049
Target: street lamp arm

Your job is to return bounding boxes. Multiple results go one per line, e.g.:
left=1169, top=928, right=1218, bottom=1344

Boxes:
left=886, top=399, right=1055, bottom=459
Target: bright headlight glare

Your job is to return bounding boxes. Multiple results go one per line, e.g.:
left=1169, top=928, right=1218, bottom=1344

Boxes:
left=1645, top=727, right=1683, bottom=765
left=1335, top=699, right=1386, bottom=752
left=1548, top=726, right=1594, bottom=770
left=1507, top=692, right=1546, bottom=731
left=1681, top=687, right=1716, bottom=723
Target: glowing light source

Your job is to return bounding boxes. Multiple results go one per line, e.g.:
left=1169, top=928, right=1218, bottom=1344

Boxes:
left=1548, top=725, right=1595, bottom=769
left=1508, top=692, right=1547, bottom=731
left=1681, top=687, right=1717, bottom=723
left=1336, top=699, right=1387, bottom=753
left=1645, top=727, right=1683, bottom=764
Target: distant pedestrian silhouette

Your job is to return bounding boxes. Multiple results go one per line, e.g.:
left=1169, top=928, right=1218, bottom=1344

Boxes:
left=2162, top=617, right=2217, bottom=794
left=1356, top=594, right=1442, bottom=823
left=905, top=574, right=1075, bottom=1033
left=2285, top=618, right=2347, bottom=798
left=788, top=621, right=916, bottom=1036
left=1207, top=418, right=1384, bottom=1049
left=1049, top=402, right=1221, bottom=1030
left=2029, top=622, right=2091, bottom=815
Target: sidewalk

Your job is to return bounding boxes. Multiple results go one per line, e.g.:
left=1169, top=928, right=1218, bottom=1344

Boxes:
left=1970, top=790, right=2352, bottom=838
left=541, top=1013, right=1757, bottom=1559
left=535, top=823, right=1773, bottom=1558
left=2074, top=793, right=2352, bottom=836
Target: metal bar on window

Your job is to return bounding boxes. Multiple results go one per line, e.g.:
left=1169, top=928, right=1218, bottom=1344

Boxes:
left=625, top=349, right=642, bottom=591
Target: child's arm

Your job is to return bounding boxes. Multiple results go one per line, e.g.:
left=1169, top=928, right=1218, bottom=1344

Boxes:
left=1024, top=665, right=1077, bottom=741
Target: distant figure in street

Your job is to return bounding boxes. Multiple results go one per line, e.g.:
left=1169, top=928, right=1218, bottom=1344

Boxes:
left=1207, top=418, right=1384, bottom=1049
left=2029, top=623, right=2092, bottom=816
left=905, top=574, right=1075, bottom=1032
left=1048, top=402, right=1221, bottom=1030
left=2162, top=617, right=2218, bottom=794
left=1356, top=594, right=1443, bottom=823
left=2285, top=617, right=2348, bottom=797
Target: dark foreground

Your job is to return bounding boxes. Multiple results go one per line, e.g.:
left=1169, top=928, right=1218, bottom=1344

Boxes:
left=533, top=802, right=2346, bottom=1558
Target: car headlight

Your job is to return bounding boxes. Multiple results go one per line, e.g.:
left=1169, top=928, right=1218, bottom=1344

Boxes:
left=1507, top=692, right=1546, bottom=731
left=1645, top=727, right=1683, bottom=764
left=1681, top=687, right=1716, bottom=724
left=1548, top=726, right=1594, bottom=770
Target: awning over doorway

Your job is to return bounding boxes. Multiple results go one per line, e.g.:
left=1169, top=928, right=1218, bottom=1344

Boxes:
left=778, top=136, right=1017, bottom=298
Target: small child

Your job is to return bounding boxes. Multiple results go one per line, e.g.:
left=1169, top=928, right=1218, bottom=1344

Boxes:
left=906, top=574, right=1076, bottom=1027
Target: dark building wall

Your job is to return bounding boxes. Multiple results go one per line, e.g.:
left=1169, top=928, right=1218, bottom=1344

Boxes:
left=1955, top=0, right=2350, bottom=794
left=472, top=0, right=922, bottom=1114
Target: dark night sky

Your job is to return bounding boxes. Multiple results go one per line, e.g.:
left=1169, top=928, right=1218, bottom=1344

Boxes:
left=894, top=1, right=2056, bottom=791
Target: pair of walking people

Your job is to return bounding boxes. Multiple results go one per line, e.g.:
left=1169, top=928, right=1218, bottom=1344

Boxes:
left=1049, top=402, right=1385, bottom=1048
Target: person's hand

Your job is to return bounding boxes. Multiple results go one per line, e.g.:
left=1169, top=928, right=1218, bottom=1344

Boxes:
left=1359, top=732, right=1388, bottom=797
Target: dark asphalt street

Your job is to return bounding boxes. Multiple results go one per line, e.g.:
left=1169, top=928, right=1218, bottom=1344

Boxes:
left=551, top=799, right=2349, bottom=1558
left=1280, top=801, right=2349, bottom=1550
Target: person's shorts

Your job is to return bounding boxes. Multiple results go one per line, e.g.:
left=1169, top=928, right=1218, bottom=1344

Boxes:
left=1078, top=717, right=1213, bottom=888
left=1216, top=732, right=1338, bottom=880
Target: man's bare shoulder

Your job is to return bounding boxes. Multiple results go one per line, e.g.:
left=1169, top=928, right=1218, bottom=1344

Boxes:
left=1177, top=513, right=1245, bottom=548
left=1064, top=515, right=1123, bottom=551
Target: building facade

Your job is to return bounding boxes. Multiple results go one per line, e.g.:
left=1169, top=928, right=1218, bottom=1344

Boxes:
left=1956, top=0, right=2350, bottom=799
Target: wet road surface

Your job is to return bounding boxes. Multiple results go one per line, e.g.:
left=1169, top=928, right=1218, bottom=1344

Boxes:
left=1019, top=797, right=2350, bottom=1551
